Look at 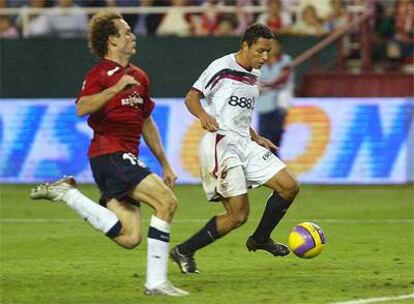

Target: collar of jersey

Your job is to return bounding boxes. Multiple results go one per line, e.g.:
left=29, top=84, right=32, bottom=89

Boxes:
left=103, top=58, right=129, bottom=69
left=233, top=54, right=252, bottom=72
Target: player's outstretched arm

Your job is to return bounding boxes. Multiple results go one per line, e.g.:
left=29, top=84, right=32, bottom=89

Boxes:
left=142, top=116, right=177, bottom=188
left=184, top=89, right=219, bottom=132
left=77, top=75, right=138, bottom=117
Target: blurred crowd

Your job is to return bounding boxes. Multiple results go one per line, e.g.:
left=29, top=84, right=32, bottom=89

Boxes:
left=0, top=0, right=413, bottom=68
left=0, top=0, right=410, bottom=37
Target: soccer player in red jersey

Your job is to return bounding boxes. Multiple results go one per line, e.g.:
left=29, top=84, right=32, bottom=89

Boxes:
left=30, top=10, right=188, bottom=296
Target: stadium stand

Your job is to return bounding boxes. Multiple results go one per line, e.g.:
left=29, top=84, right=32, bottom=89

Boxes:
left=0, top=1, right=413, bottom=98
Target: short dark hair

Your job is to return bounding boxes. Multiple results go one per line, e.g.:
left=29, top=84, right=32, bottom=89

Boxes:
left=88, top=10, right=122, bottom=58
left=241, top=23, right=275, bottom=46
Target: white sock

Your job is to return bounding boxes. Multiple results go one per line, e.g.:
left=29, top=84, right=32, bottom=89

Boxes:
left=145, top=215, right=170, bottom=288
left=62, top=189, right=121, bottom=236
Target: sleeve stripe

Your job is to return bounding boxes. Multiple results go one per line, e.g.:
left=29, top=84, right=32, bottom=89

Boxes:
left=205, top=68, right=258, bottom=90
left=191, top=87, right=205, bottom=97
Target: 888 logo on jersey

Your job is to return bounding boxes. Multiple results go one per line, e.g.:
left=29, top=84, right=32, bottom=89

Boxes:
left=228, top=96, right=255, bottom=109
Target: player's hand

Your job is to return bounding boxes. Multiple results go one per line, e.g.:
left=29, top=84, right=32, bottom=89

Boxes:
left=115, top=75, right=140, bottom=92
left=255, top=136, right=278, bottom=151
left=162, top=165, right=177, bottom=189
left=199, top=112, right=219, bottom=132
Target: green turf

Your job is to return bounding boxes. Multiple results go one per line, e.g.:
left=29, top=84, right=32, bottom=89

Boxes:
left=1, top=184, right=413, bottom=304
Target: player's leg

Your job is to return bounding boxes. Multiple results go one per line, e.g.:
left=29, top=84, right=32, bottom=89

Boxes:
left=217, top=194, right=250, bottom=234
left=30, top=152, right=154, bottom=246
left=94, top=151, right=186, bottom=295
left=171, top=166, right=249, bottom=274
left=30, top=176, right=123, bottom=239
left=173, top=192, right=249, bottom=253
left=30, top=177, right=143, bottom=248
left=247, top=168, right=299, bottom=256
left=128, top=173, right=188, bottom=296
left=106, top=198, right=142, bottom=249
left=242, top=139, right=299, bottom=256
left=170, top=194, right=249, bottom=274
left=265, top=168, right=299, bottom=202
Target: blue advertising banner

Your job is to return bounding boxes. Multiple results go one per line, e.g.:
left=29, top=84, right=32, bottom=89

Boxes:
left=0, top=98, right=413, bottom=184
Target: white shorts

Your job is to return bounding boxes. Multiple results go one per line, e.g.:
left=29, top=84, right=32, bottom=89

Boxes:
left=199, top=132, right=286, bottom=201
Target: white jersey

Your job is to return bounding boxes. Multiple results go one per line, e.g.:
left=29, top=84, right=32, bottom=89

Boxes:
left=192, top=53, right=261, bottom=138
left=193, top=55, right=286, bottom=201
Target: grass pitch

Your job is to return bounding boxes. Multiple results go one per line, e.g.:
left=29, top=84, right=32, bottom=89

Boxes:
left=1, top=184, right=413, bottom=304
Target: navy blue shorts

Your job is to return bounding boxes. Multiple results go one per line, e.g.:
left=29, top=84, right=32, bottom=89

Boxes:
left=89, top=152, right=152, bottom=207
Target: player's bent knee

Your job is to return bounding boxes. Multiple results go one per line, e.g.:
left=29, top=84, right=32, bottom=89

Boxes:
left=166, top=188, right=178, bottom=210
left=121, top=234, right=142, bottom=249
left=229, top=213, right=249, bottom=228
left=154, top=189, right=178, bottom=216
left=165, top=193, right=178, bottom=214
left=280, top=175, right=300, bottom=202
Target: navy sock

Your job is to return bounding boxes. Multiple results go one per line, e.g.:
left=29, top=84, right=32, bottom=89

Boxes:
left=148, top=226, right=170, bottom=242
left=251, top=192, right=292, bottom=243
left=177, top=216, right=221, bottom=255
left=105, top=220, right=122, bottom=238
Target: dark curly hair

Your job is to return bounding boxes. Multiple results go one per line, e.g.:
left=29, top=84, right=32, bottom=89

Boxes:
left=88, top=10, right=122, bottom=58
left=241, top=23, right=275, bottom=47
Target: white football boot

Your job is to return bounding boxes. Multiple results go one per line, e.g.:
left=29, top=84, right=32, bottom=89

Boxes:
left=144, top=281, right=189, bottom=296
left=30, top=176, right=77, bottom=202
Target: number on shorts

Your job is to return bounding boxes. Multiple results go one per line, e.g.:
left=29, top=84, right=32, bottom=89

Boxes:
left=122, top=153, right=137, bottom=165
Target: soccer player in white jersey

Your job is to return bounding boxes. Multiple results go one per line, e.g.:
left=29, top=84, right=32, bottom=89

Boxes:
left=170, top=24, right=300, bottom=274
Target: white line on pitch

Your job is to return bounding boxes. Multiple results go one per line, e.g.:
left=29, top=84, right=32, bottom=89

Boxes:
left=0, top=218, right=413, bottom=224
left=331, top=293, right=414, bottom=304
